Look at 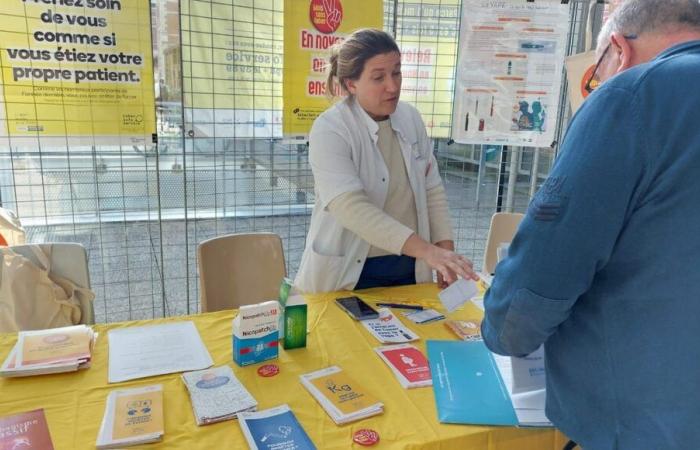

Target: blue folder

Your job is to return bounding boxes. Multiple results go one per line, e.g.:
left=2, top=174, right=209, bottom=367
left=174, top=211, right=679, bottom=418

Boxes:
left=427, top=340, right=519, bottom=425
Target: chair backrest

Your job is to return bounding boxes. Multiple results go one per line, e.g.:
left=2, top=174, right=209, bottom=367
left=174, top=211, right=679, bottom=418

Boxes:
left=483, top=212, right=525, bottom=275
left=11, top=243, right=94, bottom=324
left=197, top=233, right=286, bottom=312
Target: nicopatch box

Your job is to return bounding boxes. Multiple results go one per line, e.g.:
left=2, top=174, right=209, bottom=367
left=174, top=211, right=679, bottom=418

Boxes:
left=232, top=300, right=280, bottom=366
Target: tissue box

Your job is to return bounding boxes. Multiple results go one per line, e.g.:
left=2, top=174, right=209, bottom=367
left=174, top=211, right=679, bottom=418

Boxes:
left=232, top=300, right=280, bottom=366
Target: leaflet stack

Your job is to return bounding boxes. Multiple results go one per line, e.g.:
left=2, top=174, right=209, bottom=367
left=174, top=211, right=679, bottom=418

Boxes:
left=0, top=325, right=96, bottom=377
left=182, top=365, right=258, bottom=425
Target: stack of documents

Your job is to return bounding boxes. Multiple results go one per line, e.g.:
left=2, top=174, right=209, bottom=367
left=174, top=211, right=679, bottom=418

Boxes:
left=492, top=346, right=550, bottom=427
left=426, top=340, right=550, bottom=427
left=96, top=384, right=164, bottom=449
left=0, top=325, right=96, bottom=377
left=107, top=321, right=213, bottom=383
left=238, top=405, right=316, bottom=450
left=300, top=366, right=383, bottom=425
left=374, top=344, right=432, bottom=388
left=182, top=365, right=258, bottom=425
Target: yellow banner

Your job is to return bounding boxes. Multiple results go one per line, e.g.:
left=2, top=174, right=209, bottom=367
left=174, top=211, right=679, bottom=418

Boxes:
left=283, top=0, right=382, bottom=139
left=395, top=0, right=460, bottom=139
left=180, top=0, right=284, bottom=139
left=0, top=0, right=155, bottom=146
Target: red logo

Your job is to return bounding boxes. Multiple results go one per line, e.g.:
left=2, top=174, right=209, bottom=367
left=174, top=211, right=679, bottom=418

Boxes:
left=353, top=429, right=380, bottom=446
left=580, top=63, right=597, bottom=98
left=43, top=334, right=69, bottom=344
left=257, top=364, right=280, bottom=377
left=310, top=0, right=343, bottom=34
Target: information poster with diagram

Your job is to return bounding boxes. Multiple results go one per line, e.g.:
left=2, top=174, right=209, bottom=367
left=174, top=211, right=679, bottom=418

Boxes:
left=451, top=0, right=570, bottom=147
left=0, top=0, right=155, bottom=146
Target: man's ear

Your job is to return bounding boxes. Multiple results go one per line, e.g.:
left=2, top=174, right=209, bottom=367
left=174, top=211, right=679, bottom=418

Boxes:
left=610, top=32, right=635, bottom=74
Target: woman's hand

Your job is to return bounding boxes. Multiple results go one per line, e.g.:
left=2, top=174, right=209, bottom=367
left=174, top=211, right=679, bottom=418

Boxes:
left=434, top=240, right=459, bottom=288
left=402, top=235, right=478, bottom=286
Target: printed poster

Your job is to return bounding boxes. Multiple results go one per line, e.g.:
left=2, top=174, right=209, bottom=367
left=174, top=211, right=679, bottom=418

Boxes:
left=180, top=0, right=283, bottom=139
left=283, top=0, right=382, bottom=140
left=0, top=0, right=155, bottom=146
left=451, top=0, right=570, bottom=147
left=395, top=0, right=461, bottom=139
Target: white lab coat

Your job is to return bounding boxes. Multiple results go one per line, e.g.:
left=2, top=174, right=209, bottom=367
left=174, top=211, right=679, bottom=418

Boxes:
left=294, top=97, right=444, bottom=293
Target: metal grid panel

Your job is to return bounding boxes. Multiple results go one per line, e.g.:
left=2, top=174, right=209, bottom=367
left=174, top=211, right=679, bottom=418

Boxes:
left=0, top=0, right=594, bottom=322
left=179, top=0, right=312, bottom=314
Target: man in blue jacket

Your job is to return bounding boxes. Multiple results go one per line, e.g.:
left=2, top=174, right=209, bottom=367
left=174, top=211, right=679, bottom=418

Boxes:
left=482, top=1, right=700, bottom=448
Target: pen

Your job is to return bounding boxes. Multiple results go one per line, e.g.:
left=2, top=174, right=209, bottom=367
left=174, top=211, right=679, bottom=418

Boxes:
left=376, top=303, right=424, bottom=311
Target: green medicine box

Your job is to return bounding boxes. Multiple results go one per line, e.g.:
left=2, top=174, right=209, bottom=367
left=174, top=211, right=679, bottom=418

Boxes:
left=282, top=294, right=307, bottom=349
left=279, top=278, right=307, bottom=349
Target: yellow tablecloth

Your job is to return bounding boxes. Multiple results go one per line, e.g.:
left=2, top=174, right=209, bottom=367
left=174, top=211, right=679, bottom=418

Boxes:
left=0, top=284, right=568, bottom=449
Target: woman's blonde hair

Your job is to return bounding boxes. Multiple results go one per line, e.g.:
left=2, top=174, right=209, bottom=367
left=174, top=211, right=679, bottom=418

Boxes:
left=326, top=28, right=400, bottom=99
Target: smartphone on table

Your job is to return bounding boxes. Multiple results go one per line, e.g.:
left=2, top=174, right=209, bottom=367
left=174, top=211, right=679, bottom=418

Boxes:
left=335, top=296, right=379, bottom=321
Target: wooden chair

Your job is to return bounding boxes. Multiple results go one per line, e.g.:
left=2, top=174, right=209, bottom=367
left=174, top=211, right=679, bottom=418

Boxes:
left=482, top=212, right=525, bottom=275
left=197, top=233, right=286, bottom=312
left=11, top=243, right=94, bottom=324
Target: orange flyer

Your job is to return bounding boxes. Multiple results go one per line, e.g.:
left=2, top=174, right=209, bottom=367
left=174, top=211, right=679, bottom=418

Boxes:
left=445, top=319, right=483, bottom=341
left=20, top=327, right=91, bottom=366
left=112, top=389, right=163, bottom=440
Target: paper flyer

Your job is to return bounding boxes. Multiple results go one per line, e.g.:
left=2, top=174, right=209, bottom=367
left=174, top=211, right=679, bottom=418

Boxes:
left=360, top=308, right=419, bottom=343
left=438, top=279, right=480, bottom=313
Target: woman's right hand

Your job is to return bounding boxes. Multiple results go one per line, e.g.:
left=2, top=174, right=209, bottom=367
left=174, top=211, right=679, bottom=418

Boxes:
left=401, top=234, right=478, bottom=286
left=423, top=244, right=478, bottom=286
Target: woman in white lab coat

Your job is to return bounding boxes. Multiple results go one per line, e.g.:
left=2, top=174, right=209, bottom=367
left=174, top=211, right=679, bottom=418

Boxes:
left=294, top=29, right=477, bottom=294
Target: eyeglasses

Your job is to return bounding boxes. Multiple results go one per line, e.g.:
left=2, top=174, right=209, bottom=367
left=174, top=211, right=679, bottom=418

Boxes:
left=584, top=34, right=637, bottom=94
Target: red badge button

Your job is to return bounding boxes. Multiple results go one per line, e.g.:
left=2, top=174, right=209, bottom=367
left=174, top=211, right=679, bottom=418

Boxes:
left=257, top=364, right=279, bottom=377
left=353, top=429, right=379, bottom=446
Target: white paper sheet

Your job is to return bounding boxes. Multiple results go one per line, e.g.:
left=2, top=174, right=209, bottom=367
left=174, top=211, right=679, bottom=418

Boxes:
left=492, top=348, right=550, bottom=426
left=108, top=321, right=213, bottom=383
left=509, top=345, right=545, bottom=394
left=438, top=278, right=480, bottom=313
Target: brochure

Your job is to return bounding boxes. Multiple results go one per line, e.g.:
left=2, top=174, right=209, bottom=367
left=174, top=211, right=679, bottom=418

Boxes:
left=374, top=344, right=432, bottom=388
left=238, top=404, right=316, bottom=450
left=360, top=308, right=419, bottom=344
left=444, top=319, right=482, bottom=341
left=299, top=366, right=383, bottom=425
left=0, top=409, right=54, bottom=450
left=96, top=384, right=164, bottom=449
left=426, top=340, right=550, bottom=427
left=182, top=365, right=257, bottom=425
